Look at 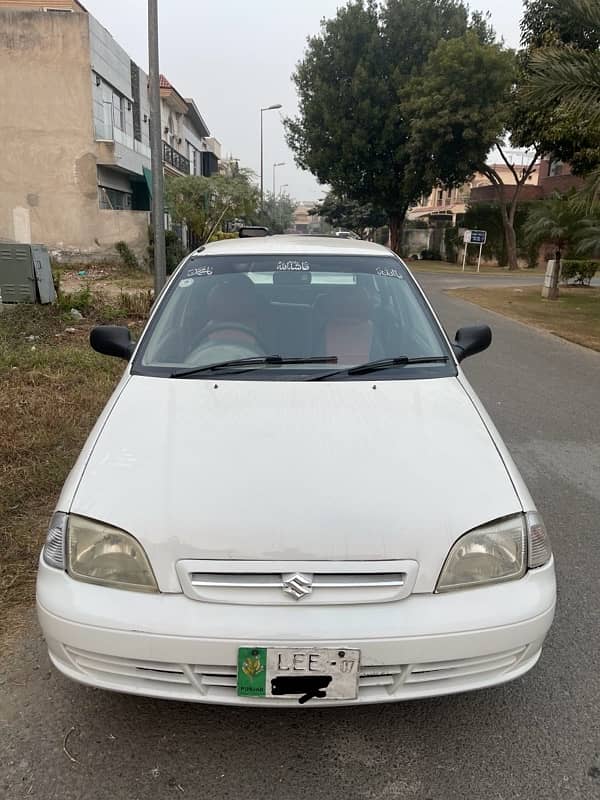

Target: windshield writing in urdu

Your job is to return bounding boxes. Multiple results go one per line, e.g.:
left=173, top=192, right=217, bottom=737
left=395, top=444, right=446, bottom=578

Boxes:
left=376, top=267, right=402, bottom=279
left=187, top=266, right=214, bottom=278
left=276, top=260, right=311, bottom=271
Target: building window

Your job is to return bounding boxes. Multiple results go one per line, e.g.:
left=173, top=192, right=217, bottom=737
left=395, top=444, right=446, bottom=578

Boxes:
left=112, top=92, right=126, bottom=132
left=99, top=186, right=133, bottom=210
left=549, top=159, right=564, bottom=177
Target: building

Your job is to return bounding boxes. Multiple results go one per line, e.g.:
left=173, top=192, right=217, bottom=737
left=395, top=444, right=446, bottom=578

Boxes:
left=408, top=158, right=583, bottom=225
left=293, top=202, right=322, bottom=234
left=0, top=1, right=220, bottom=260
left=407, top=163, right=541, bottom=226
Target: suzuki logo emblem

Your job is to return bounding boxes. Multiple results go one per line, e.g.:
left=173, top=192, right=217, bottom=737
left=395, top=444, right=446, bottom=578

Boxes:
left=281, top=572, right=313, bottom=600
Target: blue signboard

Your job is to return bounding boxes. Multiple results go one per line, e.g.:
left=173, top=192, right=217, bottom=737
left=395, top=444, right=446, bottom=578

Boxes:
left=469, top=230, right=487, bottom=244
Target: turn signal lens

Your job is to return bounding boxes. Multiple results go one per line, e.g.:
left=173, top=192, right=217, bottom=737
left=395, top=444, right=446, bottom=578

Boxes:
left=436, top=515, right=526, bottom=593
left=526, top=511, right=552, bottom=569
left=43, top=511, right=68, bottom=569
left=68, top=515, right=158, bottom=592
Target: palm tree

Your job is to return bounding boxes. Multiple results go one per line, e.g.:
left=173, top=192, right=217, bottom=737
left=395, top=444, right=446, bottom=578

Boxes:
left=525, top=0, right=600, bottom=119
left=524, top=0, right=600, bottom=214
left=575, top=218, right=600, bottom=258
left=523, top=193, right=583, bottom=298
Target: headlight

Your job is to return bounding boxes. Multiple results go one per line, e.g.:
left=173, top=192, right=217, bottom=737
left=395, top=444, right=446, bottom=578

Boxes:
left=436, top=514, right=526, bottom=593
left=68, top=515, right=158, bottom=592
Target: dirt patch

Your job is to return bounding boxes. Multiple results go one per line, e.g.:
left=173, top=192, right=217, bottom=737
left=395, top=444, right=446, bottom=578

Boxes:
left=56, top=263, right=153, bottom=297
left=448, top=285, right=600, bottom=352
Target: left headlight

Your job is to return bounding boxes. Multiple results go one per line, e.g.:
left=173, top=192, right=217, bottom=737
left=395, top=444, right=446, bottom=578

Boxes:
left=436, top=514, right=527, bottom=593
left=67, top=515, right=158, bottom=593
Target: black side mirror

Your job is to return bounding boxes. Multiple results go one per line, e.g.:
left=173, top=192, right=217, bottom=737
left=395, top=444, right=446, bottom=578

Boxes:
left=453, top=325, right=492, bottom=362
left=90, top=325, right=135, bottom=360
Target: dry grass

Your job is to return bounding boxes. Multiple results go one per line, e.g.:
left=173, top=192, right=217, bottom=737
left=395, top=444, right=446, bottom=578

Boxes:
left=0, top=295, right=151, bottom=632
left=55, top=262, right=154, bottom=296
left=448, top=285, right=600, bottom=352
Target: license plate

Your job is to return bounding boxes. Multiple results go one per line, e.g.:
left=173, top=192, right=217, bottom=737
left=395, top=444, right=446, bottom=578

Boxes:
left=237, top=647, right=360, bottom=702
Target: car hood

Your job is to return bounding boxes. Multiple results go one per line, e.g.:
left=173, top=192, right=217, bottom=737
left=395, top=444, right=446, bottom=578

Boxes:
left=71, top=375, right=522, bottom=592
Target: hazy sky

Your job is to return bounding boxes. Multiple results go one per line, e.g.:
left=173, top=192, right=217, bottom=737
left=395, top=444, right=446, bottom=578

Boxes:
left=83, top=0, right=525, bottom=201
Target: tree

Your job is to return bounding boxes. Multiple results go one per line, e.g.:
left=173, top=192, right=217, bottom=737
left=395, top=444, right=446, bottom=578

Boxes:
left=521, top=0, right=600, bottom=50
left=312, top=192, right=387, bottom=239
left=404, top=32, right=539, bottom=269
left=252, top=191, right=297, bottom=234
left=285, top=0, right=496, bottom=253
left=521, top=0, right=600, bottom=205
left=165, top=170, right=259, bottom=244
left=523, top=193, right=583, bottom=298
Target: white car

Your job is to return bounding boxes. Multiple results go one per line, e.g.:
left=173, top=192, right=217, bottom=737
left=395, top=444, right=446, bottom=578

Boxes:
left=37, top=234, right=556, bottom=706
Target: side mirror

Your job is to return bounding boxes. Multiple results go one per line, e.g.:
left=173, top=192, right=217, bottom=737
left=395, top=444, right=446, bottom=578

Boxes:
left=90, top=325, right=134, bottom=360
left=453, top=325, right=492, bottom=362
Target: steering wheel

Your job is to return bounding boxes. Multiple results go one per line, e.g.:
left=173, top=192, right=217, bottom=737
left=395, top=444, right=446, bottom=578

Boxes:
left=186, top=322, right=268, bottom=363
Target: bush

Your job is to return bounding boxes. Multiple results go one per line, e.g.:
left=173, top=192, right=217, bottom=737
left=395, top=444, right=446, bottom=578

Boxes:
left=209, top=231, right=238, bottom=242
left=115, top=241, right=139, bottom=271
left=147, top=228, right=187, bottom=275
left=462, top=202, right=539, bottom=268
left=57, top=286, right=93, bottom=314
left=165, top=230, right=186, bottom=274
left=560, top=259, right=599, bottom=286
left=420, top=249, right=442, bottom=261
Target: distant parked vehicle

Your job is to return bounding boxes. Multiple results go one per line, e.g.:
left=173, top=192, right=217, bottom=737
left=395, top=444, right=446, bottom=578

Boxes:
left=334, top=229, right=361, bottom=239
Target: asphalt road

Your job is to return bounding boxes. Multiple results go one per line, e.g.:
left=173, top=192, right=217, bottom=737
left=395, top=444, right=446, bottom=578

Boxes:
left=2, top=273, right=600, bottom=800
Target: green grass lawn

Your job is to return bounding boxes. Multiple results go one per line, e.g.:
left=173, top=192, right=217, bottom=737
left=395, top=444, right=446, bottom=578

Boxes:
left=448, top=285, right=600, bottom=352
left=406, top=259, right=545, bottom=275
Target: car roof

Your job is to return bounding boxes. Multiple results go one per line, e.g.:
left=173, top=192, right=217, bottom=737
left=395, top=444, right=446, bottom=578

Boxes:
left=193, top=235, right=392, bottom=258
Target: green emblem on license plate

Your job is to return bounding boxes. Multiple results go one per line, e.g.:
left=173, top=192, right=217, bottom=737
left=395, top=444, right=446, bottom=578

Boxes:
left=237, top=647, right=267, bottom=697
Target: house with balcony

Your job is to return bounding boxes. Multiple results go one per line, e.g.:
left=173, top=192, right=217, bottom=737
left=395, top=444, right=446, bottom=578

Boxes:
left=0, top=1, right=219, bottom=260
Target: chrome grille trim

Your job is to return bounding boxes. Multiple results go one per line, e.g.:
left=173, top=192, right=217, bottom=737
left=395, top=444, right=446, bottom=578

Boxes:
left=177, top=559, right=419, bottom=606
left=190, top=573, right=406, bottom=590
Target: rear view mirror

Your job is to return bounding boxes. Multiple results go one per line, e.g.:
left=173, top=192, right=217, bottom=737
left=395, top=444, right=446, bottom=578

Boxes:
left=453, top=325, right=492, bottom=362
left=90, top=325, right=134, bottom=360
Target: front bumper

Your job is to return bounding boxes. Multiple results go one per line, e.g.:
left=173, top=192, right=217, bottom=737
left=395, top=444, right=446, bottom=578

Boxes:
left=37, top=558, right=556, bottom=706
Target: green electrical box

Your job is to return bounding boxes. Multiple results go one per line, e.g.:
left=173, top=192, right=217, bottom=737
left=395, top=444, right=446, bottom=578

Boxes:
left=0, top=244, right=57, bottom=304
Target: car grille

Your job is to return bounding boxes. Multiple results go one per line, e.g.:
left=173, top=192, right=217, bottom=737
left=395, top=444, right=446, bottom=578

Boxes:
left=175, top=559, right=419, bottom=605
left=63, top=645, right=529, bottom=703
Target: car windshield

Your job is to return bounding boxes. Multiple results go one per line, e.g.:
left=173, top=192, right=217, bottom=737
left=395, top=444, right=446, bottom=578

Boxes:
left=133, top=254, right=455, bottom=380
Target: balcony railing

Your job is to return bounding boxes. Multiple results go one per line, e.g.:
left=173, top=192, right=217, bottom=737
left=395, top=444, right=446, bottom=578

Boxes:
left=162, top=140, right=190, bottom=174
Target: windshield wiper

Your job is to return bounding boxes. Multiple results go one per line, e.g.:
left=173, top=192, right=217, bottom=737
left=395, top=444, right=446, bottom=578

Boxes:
left=171, top=355, right=338, bottom=378
left=309, top=355, right=450, bottom=381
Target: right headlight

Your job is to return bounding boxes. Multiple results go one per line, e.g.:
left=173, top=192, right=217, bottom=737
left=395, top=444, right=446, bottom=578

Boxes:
left=67, top=515, right=158, bottom=593
left=436, top=512, right=551, bottom=593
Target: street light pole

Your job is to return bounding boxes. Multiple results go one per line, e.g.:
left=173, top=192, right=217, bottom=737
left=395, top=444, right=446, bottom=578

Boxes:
left=148, top=0, right=166, bottom=294
left=273, top=161, right=285, bottom=195
left=260, top=104, right=282, bottom=208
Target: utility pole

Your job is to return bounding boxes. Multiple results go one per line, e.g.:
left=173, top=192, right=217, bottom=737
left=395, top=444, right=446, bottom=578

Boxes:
left=260, top=104, right=282, bottom=209
left=148, top=0, right=166, bottom=294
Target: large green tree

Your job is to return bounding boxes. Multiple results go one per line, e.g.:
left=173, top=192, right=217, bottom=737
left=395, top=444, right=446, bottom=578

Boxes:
left=285, top=0, right=498, bottom=253
left=165, top=170, right=258, bottom=244
left=404, top=32, right=539, bottom=269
